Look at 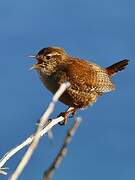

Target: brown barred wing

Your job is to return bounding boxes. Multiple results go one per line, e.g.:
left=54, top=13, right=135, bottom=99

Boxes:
left=65, top=58, right=115, bottom=94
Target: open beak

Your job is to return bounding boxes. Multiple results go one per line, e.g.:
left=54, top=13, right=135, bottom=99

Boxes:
left=28, top=55, right=42, bottom=70
left=28, top=55, right=36, bottom=58
left=29, top=63, right=42, bottom=71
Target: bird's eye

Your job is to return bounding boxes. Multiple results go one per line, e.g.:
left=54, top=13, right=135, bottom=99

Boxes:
left=46, top=55, right=51, bottom=60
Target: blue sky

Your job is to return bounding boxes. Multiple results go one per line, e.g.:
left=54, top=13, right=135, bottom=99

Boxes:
left=0, top=0, right=134, bottom=179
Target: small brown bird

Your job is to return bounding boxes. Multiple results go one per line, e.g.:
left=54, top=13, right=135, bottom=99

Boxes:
left=30, top=47, right=129, bottom=125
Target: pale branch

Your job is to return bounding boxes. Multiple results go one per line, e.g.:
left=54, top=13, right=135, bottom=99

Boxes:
left=0, top=167, right=9, bottom=175
left=0, top=116, right=64, bottom=175
left=0, top=82, right=70, bottom=178
left=10, top=82, right=70, bottom=180
left=44, top=117, right=82, bottom=180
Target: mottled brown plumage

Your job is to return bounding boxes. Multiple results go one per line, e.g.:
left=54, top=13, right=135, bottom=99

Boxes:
left=31, top=46, right=129, bottom=124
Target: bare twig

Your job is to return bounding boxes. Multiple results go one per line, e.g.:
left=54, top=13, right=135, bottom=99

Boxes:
left=0, top=116, right=64, bottom=175
left=0, top=167, right=9, bottom=175
left=44, top=117, right=82, bottom=180
left=8, top=82, right=70, bottom=180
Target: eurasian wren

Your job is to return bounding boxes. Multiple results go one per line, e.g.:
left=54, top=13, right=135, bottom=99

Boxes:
left=30, top=46, right=129, bottom=124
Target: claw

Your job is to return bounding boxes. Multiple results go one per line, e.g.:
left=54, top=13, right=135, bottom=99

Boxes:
left=58, top=107, right=77, bottom=126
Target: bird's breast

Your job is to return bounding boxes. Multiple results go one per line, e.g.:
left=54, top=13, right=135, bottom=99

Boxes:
left=39, top=72, right=60, bottom=94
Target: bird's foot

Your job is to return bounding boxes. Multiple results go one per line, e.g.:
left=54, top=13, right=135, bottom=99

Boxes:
left=58, top=112, right=68, bottom=125
left=58, top=107, right=77, bottom=126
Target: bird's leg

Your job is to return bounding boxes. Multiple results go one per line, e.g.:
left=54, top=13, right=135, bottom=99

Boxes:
left=58, top=107, right=77, bottom=125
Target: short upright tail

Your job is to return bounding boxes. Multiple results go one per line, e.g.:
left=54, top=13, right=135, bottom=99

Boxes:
left=106, top=59, right=129, bottom=76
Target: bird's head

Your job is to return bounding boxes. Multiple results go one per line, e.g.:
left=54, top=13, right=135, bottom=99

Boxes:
left=29, top=47, right=68, bottom=75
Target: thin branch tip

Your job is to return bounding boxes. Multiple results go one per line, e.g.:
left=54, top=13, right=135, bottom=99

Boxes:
left=44, top=117, right=82, bottom=180
left=10, top=82, right=70, bottom=180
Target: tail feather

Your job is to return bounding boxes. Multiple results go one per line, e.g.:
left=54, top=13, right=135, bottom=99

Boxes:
left=106, top=59, right=129, bottom=76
